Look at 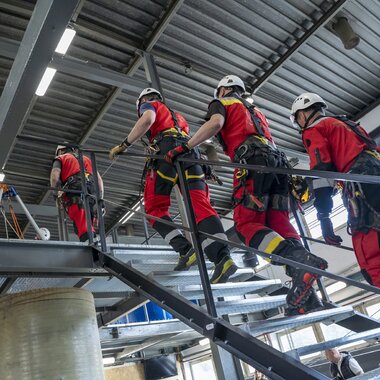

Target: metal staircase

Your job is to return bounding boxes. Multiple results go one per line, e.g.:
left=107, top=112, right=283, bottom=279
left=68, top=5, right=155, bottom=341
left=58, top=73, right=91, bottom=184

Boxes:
left=1, top=238, right=380, bottom=378
left=92, top=243, right=380, bottom=380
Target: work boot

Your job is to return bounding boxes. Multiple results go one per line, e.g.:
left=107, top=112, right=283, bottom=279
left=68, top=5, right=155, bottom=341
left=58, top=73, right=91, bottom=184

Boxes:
left=174, top=248, right=197, bottom=271
left=274, top=239, right=328, bottom=307
left=285, top=288, right=325, bottom=316
left=210, top=256, right=238, bottom=284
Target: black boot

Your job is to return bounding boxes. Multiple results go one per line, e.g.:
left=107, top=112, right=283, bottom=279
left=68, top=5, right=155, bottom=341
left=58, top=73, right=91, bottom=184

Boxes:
left=274, top=239, right=328, bottom=307
left=174, top=247, right=197, bottom=271
left=285, top=288, right=325, bottom=316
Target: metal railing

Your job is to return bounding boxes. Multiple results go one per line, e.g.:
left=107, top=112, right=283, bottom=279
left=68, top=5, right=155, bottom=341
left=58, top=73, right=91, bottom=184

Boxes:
left=14, top=134, right=380, bottom=380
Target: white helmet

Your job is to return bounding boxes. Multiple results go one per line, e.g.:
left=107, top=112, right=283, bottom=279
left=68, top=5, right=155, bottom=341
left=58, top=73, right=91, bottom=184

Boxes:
left=290, top=93, right=327, bottom=116
left=215, top=75, right=246, bottom=97
left=136, top=87, right=162, bottom=110
left=55, top=145, right=74, bottom=156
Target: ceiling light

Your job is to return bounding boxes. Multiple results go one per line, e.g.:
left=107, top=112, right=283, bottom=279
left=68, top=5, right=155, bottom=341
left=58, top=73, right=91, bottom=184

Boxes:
left=0, top=173, right=5, bottom=182
left=102, top=357, right=115, bottom=365
left=55, top=27, right=76, bottom=55
left=35, top=67, right=56, bottom=96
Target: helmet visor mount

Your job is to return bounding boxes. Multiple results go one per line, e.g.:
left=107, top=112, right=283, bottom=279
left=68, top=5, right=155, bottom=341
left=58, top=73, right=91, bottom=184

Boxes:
left=289, top=114, right=300, bottom=129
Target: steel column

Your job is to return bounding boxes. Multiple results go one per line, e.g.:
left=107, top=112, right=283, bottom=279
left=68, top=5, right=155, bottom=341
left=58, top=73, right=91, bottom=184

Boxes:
left=0, top=0, right=80, bottom=170
left=143, top=52, right=193, bottom=242
left=57, top=205, right=70, bottom=241
left=175, top=161, right=217, bottom=316
left=90, top=152, right=107, bottom=251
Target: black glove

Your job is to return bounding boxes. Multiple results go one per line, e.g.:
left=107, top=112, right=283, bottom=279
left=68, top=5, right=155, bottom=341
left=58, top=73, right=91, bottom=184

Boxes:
left=164, top=143, right=190, bottom=164
left=318, top=213, right=343, bottom=246
left=203, top=164, right=223, bottom=185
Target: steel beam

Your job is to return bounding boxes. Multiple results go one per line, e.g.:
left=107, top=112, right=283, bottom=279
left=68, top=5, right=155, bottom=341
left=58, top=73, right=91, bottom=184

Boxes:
left=95, top=249, right=328, bottom=380
left=251, top=0, right=348, bottom=92
left=97, top=292, right=148, bottom=327
left=2, top=203, right=58, bottom=217
left=0, top=0, right=80, bottom=170
left=0, top=240, right=106, bottom=276
left=0, top=37, right=148, bottom=91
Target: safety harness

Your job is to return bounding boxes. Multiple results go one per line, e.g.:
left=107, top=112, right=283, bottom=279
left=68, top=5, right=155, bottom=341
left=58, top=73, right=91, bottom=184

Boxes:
left=233, top=135, right=287, bottom=211
left=216, top=95, right=286, bottom=211
left=59, top=153, right=96, bottom=213
left=328, top=116, right=379, bottom=233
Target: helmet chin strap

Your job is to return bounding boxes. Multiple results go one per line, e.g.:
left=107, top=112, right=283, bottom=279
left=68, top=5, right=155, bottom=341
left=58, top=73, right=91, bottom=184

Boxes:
left=303, top=109, right=320, bottom=129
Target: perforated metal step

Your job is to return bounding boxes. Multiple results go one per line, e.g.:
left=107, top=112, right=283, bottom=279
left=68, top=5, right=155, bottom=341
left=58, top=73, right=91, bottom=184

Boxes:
left=130, top=260, right=214, bottom=274
left=244, top=306, right=355, bottom=337
left=287, top=326, right=380, bottom=357
left=177, top=279, right=282, bottom=299
left=214, top=295, right=287, bottom=315
left=150, top=268, right=255, bottom=286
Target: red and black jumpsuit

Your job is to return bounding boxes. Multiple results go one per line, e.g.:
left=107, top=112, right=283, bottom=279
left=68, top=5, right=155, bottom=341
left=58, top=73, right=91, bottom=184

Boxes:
left=141, top=101, right=230, bottom=262
left=54, top=153, right=96, bottom=242
left=303, top=116, right=380, bottom=286
left=206, top=95, right=327, bottom=302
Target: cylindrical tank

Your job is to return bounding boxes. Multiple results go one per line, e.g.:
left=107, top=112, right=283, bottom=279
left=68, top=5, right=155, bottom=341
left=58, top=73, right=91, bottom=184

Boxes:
left=0, top=288, right=105, bottom=380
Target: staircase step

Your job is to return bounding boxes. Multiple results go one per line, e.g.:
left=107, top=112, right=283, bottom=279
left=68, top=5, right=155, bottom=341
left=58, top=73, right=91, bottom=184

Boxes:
left=244, top=306, right=355, bottom=336
left=214, top=295, right=287, bottom=315
left=150, top=268, right=255, bottom=286
left=177, top=280, right=282, bottom=299
left=131, top=260, right=214, bottom=274
left=287, top=326, right=380, bottom=357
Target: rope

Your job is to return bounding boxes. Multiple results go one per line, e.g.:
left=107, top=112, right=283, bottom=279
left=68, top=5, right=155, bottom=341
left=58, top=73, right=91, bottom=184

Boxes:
left=0, top=207, right=22, bottom=239
left=9, top=204, right=24, bottom=239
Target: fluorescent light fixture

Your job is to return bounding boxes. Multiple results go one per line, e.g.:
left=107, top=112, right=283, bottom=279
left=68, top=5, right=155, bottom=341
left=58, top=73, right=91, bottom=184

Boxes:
left=326, top=281, right=347, bottom=295
left=0, top=173, right=5, bottom=182
left=199, top=338, right=210, bottom=346
left=35, top=67, right=56, bottom=96
left=55, top=27, right=76, bottom=55
left=102, top=357, right=115, bottom=365
left=118, top=201, right=142, bottom=225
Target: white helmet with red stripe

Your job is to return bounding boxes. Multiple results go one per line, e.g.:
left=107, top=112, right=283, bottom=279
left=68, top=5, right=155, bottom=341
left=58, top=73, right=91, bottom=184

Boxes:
left=215, top=75, right=246, bottom=97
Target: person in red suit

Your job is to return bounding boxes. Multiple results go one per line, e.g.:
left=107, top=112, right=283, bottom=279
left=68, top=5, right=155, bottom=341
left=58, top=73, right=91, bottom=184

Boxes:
left=165, top=76, right=328, bottom=315
left=50, top=145, right=104, bottom=242
left=291, top=92, right=380, bottom=287
left=109, top=88, right=237, bottom=284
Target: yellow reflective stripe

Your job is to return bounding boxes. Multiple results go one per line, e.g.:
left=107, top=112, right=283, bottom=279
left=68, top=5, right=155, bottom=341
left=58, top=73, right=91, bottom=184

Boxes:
left=263, top=236, right=283, bottom=254
left=185, top=170, right=205, bottom=180
left=161, top=128, right=189, bottom=137
left=220, top=99, right=242, bottom=106
left=366, top=150, right=380, bottom=160
left=157, top=170, right=178, bottom=183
